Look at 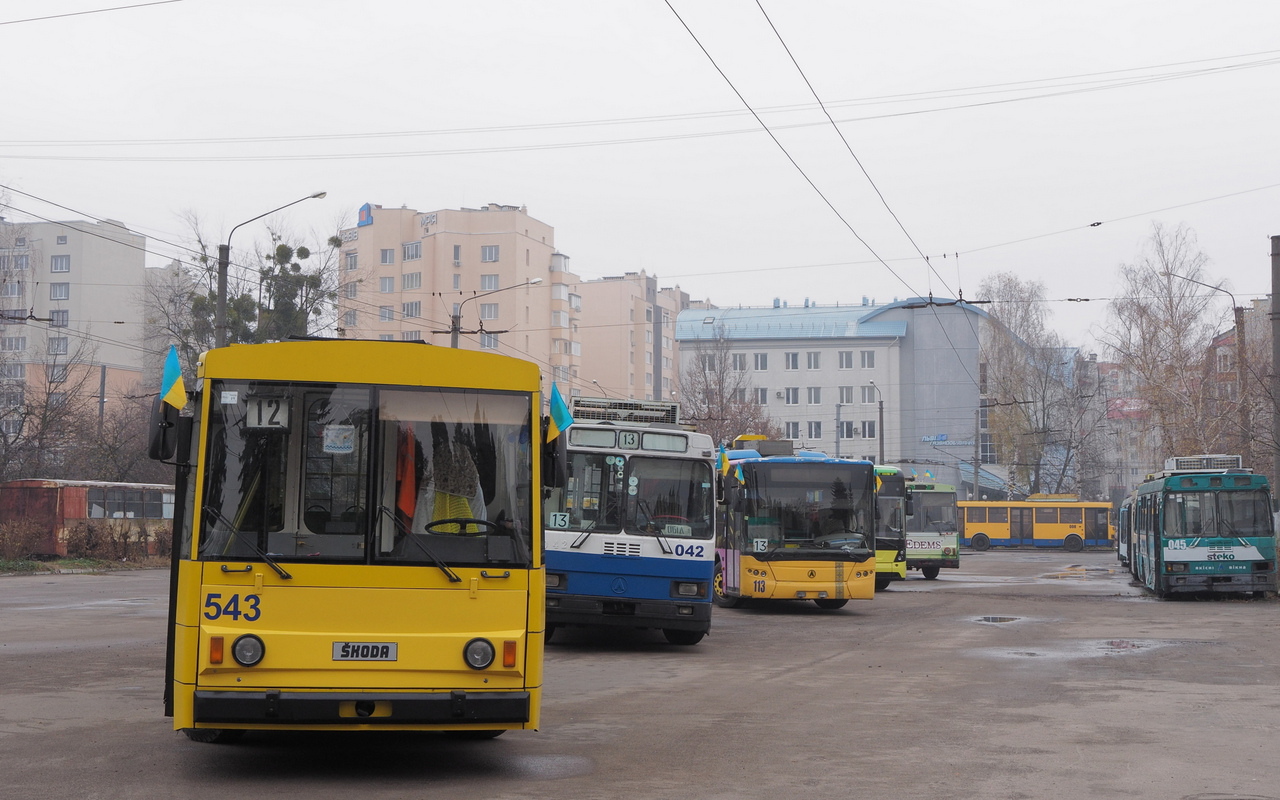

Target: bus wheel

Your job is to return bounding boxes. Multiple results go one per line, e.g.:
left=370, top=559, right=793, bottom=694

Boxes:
left=544, top=624, right=556, bottom=643
left=922, top=565, right=940, bottom=580
left=971, top=534, right=990, bottom=551
left=874, top=575, right=892, bottom=592
left=713, top=562, right=743, bottom=608
left=813, top=598, right=848, bottom=610
left=663, top=629, right=705, bottom=646
left=183, top=728, right=245, bottom=744
left=1064, top=534, right=1084, bottom=552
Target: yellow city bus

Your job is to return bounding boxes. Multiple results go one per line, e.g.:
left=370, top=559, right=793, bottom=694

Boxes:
left=151, top=340, right=543, bottom=742
left=958, top=495, right=1113, bottom=552
left=714, top=445, right=877, bottom=610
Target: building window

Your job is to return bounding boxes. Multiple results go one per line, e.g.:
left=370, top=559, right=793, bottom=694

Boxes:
left=56, top=235, right=67, bottom=245
left=754, top=353, right=768, bottom=371
left=785, top=387, right=799, bottom=405
left=807, top=352, right=820, bottom=370
left=343, top=282, right=357, bottom=299
left=480, top=333, right=498, bottom=349
left=345, top=252, right=357, bottom=271
left=452, top=244, right=462, bottom=266
left=479, top=303, right=498, bottom=320
left=49, top=337, right=68, bottom=355
left=1, top=389, right=21, bottom=406
left=839, top=386, right=854, bottom=404
left=0, top=363, right=24, bottom=379
left=12, top=255, right=27, bottom=271
left=861, top=420, right=877, bottom=439
left=50, top=283, right=70, bottom=301
left=380, top=249, right=395, bottom=265
left=401, top=330, right=422, bottom=341
left=979, top=362, right=987, bottom=394
left=785, top=421, right=800, bottom=440
left=1, top=281, right=22, bottom=298
left=50, top=255, right=70, bottom=273
left=402, top=301, right=421, bottom=319
left=862, top=386, right=877, bottom=404
left=1, top=418, right=22, bottom=436
left=379, top=305, right=394, bottom=322
left=807, top=387, right=821, bottom=405
left=860, top=350, right=875, bottom=369
left=784, top=352, right=799, bottom=370
left=552, top=310, right=570, bottom=328
left=808, top=421, right=822, bottom=439
left=481, top=245, right=499, bottom=262
left=755, top=387, right=768, bottom=405
left=731, top=353, right=747, bottom=371
left=839, top=351, right=854, bottom=369
left=403, top=241, right=421, bottom=261
left=379, top=277, right=394, bottom=293
left=839, top=420, right=857, bottom=439
left=378, top=334, right=395, bottom=341
left=47, top=364, right=68, bottom=383
left=480, top=274, right=500, bottom=291
left=732, top=387, right=747, bottom=403
left=403, top=272, right=421, bottom=290
left=1, top=337, right=26, bottom=351
left=342, top=310, right=357, bottom=327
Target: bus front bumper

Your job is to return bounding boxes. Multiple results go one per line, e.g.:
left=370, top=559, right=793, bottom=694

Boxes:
left=546, top=595, right=712, bottom=632
left=192, top=689, right=530, bottom=725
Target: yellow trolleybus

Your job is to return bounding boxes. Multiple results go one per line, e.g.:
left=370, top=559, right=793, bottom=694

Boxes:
left=958, top=495, right=1112, bottom=552
left=151, top=339, right=543, bottom=742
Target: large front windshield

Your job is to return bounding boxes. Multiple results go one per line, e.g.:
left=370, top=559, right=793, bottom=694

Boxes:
left=1162, top=490, right=1272, bottom=539
left=549, top=452, right=713, bottom=539
left=199, top=380, right=533, bottom=567
left=739, top=462, right=875, bottom=553
left=906, top=492, right=958, bottom=533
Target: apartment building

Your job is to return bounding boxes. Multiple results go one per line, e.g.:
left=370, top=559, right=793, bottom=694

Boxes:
left=675, top=297, right=984, bottom=491
left=574, top=271, right=689, bottom=401
left=0, top=217, right=148, bottom=436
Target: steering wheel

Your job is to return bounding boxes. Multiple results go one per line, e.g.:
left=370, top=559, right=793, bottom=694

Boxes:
left=424, top=517, right=500, bottom=536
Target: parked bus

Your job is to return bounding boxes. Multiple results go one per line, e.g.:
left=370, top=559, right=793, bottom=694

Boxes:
left=714, top=441, right=876, bottom=609
left=958, top=495, right=1112, bottom=551
left=149, top=339, right=544, bottom=742
left=1126, top=455, right=1276, bottom=598
left=903, top=482, right=959, bottom=579
left=873, top=466, right=908, bottom=590
left=543, top=398, right=716, bottom=645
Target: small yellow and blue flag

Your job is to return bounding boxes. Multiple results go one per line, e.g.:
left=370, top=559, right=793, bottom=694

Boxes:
left=546, top=382, right=574, bottom=442
left=733, top=463, right=744, bottom=484
left=160, top=345, right=187, bottom=410
left=717, top=444, right=730, bottom=476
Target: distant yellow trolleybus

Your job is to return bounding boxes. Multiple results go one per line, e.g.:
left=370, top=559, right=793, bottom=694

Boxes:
left=150, top=339, right=544, bottom=742
left=958, top=495, right=1113, bottom=551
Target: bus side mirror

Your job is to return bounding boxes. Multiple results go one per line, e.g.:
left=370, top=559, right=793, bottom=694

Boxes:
left=148, top=396, right=193, bottom=463
left=905, top=495, right=915, bottom=517
left=542, top=417, right=565, bottom=489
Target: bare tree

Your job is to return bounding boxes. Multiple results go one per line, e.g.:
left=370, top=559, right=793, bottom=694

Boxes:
left=1097, top=222, right=1222, bottom=460
left=679, top=325, right=782, bottom=446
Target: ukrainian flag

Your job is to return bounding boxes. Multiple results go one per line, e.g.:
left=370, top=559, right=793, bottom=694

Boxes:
left=160, top=345, right=187, bottom=410
left=546, top=382, right=574, bottom=442
left=717, top=444, right=730, bottom=476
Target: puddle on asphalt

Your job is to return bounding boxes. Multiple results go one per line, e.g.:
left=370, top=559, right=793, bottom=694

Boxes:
left=975, top=638, right=1173, bottom=661
left=976, top=615, right=1021, bottom=624
left=1040, top=565, right=1123, bottom=581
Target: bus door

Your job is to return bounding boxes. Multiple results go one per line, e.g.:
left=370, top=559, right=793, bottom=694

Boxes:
left=1085, top=507, right=1108, bottom=546
left=1010, top=507, right=1034, bottom=546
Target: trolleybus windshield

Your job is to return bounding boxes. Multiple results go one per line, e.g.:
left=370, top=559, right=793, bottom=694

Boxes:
left=198, top=380, right=534, bottom=567
left=739, top=463, right=874, bottom=552
left=1163, top=489, right=1271, bottom=538
left=906, top=492, right=958, bottom=532
left=554, top=451, right=713, bottom=539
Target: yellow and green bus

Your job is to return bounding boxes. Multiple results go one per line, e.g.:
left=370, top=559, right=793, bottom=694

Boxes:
left=151, top=339, right=543, bottom=742
left=714, top=445, right=877, bottom=610
left=903, top=482, right=959, bottom=579
left=958, top=495, right=1112, bottom=552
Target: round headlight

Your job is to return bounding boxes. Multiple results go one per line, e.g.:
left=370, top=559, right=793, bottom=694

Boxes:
left=463, top=638, right=495, bottom=670
left=231, top=634, right=265, bottom=667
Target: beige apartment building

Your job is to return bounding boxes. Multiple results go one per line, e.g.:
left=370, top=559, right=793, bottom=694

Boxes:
left=575, top=271, right=689, bottom=402
left=0, top=217, right=148, bottom=437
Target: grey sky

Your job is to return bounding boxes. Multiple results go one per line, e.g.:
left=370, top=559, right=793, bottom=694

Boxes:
left=3, top=0, right=1277, bottom=347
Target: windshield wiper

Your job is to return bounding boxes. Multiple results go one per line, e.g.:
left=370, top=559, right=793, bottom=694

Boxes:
left=635, top=499, right=673, bottom=554
left=376, top=506, right=462, bottom=582
left=201, top=505, right=292, bottom=580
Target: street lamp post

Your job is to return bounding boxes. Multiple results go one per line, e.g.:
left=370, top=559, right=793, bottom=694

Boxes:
left=869, top=380, right=885, bottom=464
left=447, top=278, right=543, bottom=348
left=215, top=191, right=327, bottom=348
left=1166, top=273, right=1249, bottom=456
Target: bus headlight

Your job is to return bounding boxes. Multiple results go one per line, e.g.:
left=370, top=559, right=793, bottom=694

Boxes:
left=1166, top=563, right=1188, bottom=573
left=463, top=638, right=496, bottom=670
left=546, top=573, right=564, bottom=589
left=673, top=581, right=704, bottom=598
left=231, top=634, right=265, bottom=667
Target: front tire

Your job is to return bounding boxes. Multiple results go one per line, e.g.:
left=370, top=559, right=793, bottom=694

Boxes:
left=663, top=629, right=705, bottom=646
left=813, top=598, right=848, bottom=610
left=970, top=533, right=990, bottom=551
left=544, top=624, right=556, bottom=643
left=1064, top=534, right=1084, bottom=552
left=183, top=728, right=245, bottom=744
left=922, top=565, right=940, bottom=580
left=713, top=561, right=743, bottom=608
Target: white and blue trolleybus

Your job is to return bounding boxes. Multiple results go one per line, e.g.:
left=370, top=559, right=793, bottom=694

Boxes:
left=543, top=398, right=716, bottom=645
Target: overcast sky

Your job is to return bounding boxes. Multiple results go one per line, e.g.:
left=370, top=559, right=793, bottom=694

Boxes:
left=3, top=0, right=1278, bottom=349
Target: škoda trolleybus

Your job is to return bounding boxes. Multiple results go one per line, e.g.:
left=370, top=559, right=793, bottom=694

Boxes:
left=873, top=465, right=909, bottom=590
left=903, top=482, right=959, bottom=579
left=1127, top=455, right=1276, bottom=598
left=150, top=340, right=544, bottom=742
left=958, top=496, right=1112, bottom=551
left=543, top=398, right=715, bottom=645
left=714, top=442, right=876, bottom=609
